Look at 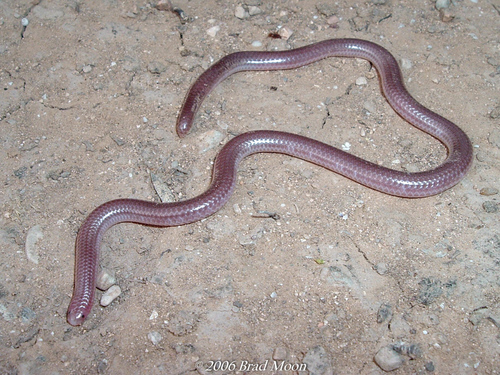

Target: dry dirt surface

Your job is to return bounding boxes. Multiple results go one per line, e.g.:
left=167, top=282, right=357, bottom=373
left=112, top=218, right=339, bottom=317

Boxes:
left=1, top=0, right=499, bottom=374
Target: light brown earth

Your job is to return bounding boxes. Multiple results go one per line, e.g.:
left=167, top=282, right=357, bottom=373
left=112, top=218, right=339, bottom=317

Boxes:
left=0, top=0, right=499, bottom=374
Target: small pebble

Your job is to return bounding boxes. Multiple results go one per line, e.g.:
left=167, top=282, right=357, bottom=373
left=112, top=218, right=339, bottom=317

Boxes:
left=375, top=262, right=388, bottom=275
left=480, top=187, right=498, bottom=196
left=206, top=25, right=220, bottom=37
left=489, top=105, right=500, bottom=119
left=341, top=142, right=351, bottom=151
left=374, top=346, right=404, bottom=371
left=425, top=361, right=435, bottom=372
left=21, top=18, right=29, bottom=26
left=151, top=173, right=176, bottom=203
left=356, top=76, right=368, bottom=85
left=248, top=6, right=262, bottom=16
left=96, top=270, right=116, bottom=291
left=251, top=40, right=262, bottom=48
left=278, top=26, right=293, bottom=40
left=393, top=342, right=422, bottom=359
left=273, top=347, right=288, bottom=361
left=482, top=201, right=499, bottom=213
left=439, top=8, right=454, bottom=22
left=435, top=0, right=450, bottom=10
left=327, top=15, right=339, bottom=26
left=233, top=203, right=242, bottom=214
left=100, top=285, right=122, bottom=306
left=377, top=303, right=392, bottom=323
left=20, top=307, right=36, bottom=322
left=363, top=100, right=376, bottom=113
left=234, top=5, right=248, bottom=19
left=82, top=65, right=92, bottom=73
left=155, top=0, right=172, bottom=11
left=148, top=331, right=163, bottom=345
left=25, top=225, right=43, bottom=264
left=400, top=58, right=413, bottom=70
left=270, top=291, right=277, bottom=298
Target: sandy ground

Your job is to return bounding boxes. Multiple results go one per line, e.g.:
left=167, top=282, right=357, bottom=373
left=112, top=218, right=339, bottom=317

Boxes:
left=1, top=0, right=499, bottom=374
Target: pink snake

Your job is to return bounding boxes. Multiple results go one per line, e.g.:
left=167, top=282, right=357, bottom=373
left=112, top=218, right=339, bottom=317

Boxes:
left=67, top=39, right=472, bottom=326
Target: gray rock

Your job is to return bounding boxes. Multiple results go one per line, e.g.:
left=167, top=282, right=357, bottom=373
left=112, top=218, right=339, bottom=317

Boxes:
left=435, top=0, right=450, bottom=10
left=375, top=262, right=388, bottom=275
left=377, top=303, right=392, bottom=323
left=273, top=347, right=287, bottom=360
left=374, top=346, right=403, bottom=371
left=248, top=6, right=262, bottom=16
left=489, top=105, right=500, bottom=119
left=482, top=201, right=499, bottom=213
left=20, top=307, right=36, bottom=322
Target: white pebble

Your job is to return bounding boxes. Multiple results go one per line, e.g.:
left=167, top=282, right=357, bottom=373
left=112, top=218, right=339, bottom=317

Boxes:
left=248, top=6, right=262, bottom=16
left=148, top=331, right=162, bottom=345
left=206, top=25, right=220, bottom=37
left=355, top=76, right=367, bottom=86
left=96, top=270, right=116, bottom=291
left=341, top=142, right=351, bottom=151
left=278, top=26, right=293, bottom=40
left=149, top=310, right=159, bottom=320
left=251, top=40, right=262, bottom=47
left=21, top=18, right=29, bottom=26
left=234, top=5, right=248, bottom=19
left=25, top=225, right=43, bottom=264
left=270, top=291, right=277, bottom=298
left=400, top=58, right=413, bottom=70
left=233, top=203, right=242, bottom=214
left=100, top=285, right=122, bottom=307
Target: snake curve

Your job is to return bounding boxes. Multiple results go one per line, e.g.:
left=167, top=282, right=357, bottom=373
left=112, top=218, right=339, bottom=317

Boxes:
left=67, top=38, right=472, bottom=326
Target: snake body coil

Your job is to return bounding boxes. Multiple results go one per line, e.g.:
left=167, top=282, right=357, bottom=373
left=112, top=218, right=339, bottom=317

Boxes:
left=67, top=39, right=472, bottom=326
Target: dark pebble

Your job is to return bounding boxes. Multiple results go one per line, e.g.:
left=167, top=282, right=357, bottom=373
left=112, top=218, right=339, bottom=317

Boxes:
left=483, top=201, right=499, bottom=213
left=377, top=303, right=392, bottom=323
left=425, top=361, right=435, bottom=372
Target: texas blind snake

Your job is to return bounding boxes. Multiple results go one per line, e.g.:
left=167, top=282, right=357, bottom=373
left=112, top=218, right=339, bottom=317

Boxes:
left=67, top=39, right=472, bottom=326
